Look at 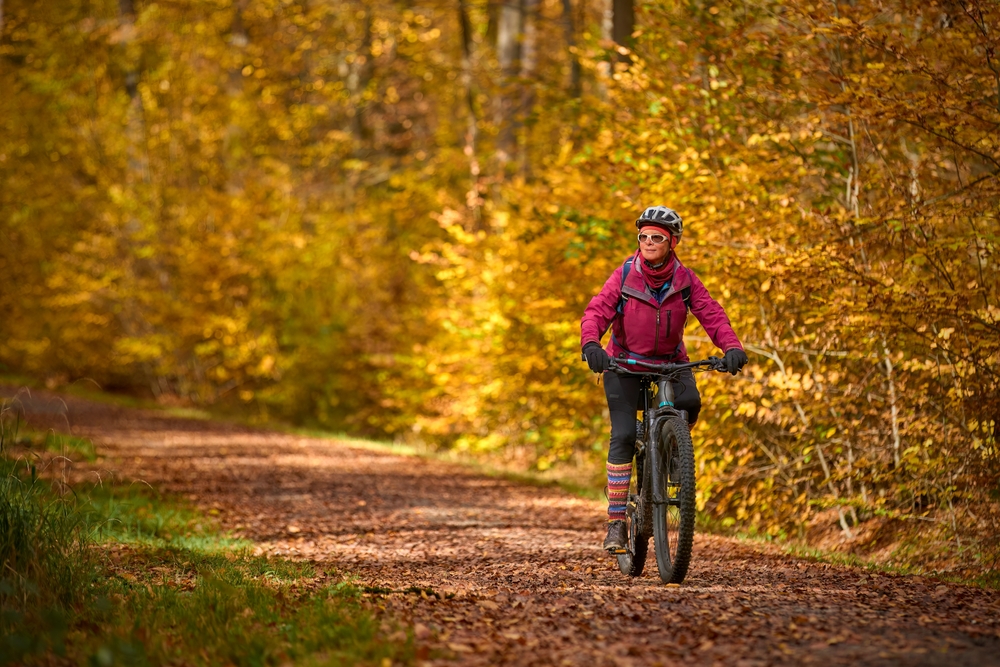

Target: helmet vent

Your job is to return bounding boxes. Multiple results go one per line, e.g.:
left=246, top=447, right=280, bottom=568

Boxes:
left=635, top=205, right=683, bottom=237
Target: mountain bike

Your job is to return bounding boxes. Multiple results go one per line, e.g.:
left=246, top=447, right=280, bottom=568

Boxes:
left=607, top=356, right=727, bottom=584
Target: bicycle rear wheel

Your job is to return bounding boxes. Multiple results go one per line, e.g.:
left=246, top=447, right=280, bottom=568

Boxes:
left=652, top=417, right=696, bottom=584
left=617, top=449, right=649, bottom=577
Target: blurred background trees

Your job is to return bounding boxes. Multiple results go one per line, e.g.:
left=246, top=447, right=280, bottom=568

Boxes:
left=2, top=0, right=997, bottom=573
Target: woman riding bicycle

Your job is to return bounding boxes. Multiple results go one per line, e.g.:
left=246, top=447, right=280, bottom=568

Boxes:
left=580, top=205, right=748, bottom=552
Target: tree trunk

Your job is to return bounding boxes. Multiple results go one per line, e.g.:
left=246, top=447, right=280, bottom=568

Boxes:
left=601, top=0, right=613, bottom=43
left=350, top=8, right=374, bottom=146
left=118, top=0, right=147, bottom=183
left=597, top=0, right=612, bottom=97
left=518, top=0, right=538, bottom=178
left=458, top=0, right=482, bottom=224
left=116, top=0, right=168, bottom=397
left=222, top=0, right=249, bottom=171
left=495, top=0, right=523, bottom=168
left=612, top=0, right=634, bottom=63
left=227, top=0, right=249, bottom=90
left=561, top=0, right=581, bottom=97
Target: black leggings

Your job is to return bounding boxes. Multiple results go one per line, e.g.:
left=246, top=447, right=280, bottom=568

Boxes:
left=604, top=369, right=701, bottom=465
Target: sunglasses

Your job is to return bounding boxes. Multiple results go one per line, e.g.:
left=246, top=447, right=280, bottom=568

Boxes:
left=637, top=232, right=671, bottom=245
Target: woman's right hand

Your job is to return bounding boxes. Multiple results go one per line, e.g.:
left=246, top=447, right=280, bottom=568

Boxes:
left=583, top=342, right=611, bottom=373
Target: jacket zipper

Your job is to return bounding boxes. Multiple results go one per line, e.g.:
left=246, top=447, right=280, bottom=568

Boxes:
left=653, top=309, right=660, bottom=356
left=652, top=305, right=671, bottom=357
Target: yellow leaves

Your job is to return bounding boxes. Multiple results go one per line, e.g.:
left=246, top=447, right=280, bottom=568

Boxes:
left=980, top=305, right=1000, bottom=325
left=554, top=140, right=575, bottom=167
left=4, top=338, right=52, bottom=358
left=341, top=159, right=369, bottom=172
left=522, top=297, right=566, bottom=311
left=768, top=370, right=811, bottom=393
left=748, top=131, right=791, bottom=146
left=258, top=356, right=275, bottom=375
left=418, top=28, right=441, bottom=43
left=113, top=336, right=165, bottom=365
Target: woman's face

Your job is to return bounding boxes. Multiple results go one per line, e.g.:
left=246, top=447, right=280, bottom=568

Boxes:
left=638, top=225, right=677, bottom=264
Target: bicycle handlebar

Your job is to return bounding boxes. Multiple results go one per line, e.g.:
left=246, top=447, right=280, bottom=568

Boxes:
left=607, top=356, right=727, bottom=375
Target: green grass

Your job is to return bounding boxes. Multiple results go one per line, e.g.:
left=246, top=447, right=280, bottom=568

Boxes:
left=10, top=429, right=98, bottom=462
left=0, top=402, right=412, bottom=666
left=84, top=482, right=250, bottom=553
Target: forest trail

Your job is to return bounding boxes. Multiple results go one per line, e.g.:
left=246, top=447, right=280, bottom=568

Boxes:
left=7, top=386, right=1000, bottom=667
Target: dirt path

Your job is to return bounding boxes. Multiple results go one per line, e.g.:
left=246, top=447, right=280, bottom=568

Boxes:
left=6, top=387, right=1000, bottom=666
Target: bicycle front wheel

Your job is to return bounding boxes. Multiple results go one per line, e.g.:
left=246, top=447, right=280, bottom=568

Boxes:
left=652, top=417, right=696, bottom=584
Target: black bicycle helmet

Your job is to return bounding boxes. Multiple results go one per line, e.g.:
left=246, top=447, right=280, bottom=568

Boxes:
left=635, top=205, right=683, bottom=238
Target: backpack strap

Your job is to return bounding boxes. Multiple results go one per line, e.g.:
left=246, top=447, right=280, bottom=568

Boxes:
left=615, top=257, right=634, bottom=315
left=676, top=264, right=692, bottom=311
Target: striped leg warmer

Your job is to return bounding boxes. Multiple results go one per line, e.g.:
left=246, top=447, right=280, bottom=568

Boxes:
left=606, top=461, right=633, bottom=522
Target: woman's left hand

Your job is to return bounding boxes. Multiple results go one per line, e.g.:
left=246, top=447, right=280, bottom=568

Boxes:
left=724, top=348, right=749, bottom=375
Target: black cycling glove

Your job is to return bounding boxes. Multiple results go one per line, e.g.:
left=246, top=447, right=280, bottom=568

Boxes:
left=724, top=348, right=749, bottom=375
left=583, top=342, right=611, bottom=374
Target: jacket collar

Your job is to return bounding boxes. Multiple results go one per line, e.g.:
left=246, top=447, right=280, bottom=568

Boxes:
left=623, top=252, right=691, bottom=304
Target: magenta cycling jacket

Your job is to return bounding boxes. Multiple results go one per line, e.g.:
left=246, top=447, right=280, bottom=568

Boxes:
left=580, top=251, right=743, bottom=363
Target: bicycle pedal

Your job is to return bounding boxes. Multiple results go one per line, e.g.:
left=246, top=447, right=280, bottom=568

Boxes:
left=607, top=547, right=627, bottom=555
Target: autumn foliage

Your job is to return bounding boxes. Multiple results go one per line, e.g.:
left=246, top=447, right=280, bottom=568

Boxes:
left=2, top=0, right=997, bottom=573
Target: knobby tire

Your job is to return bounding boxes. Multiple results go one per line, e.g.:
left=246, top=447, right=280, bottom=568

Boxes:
left=653, top=417, right=696, bottom=584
